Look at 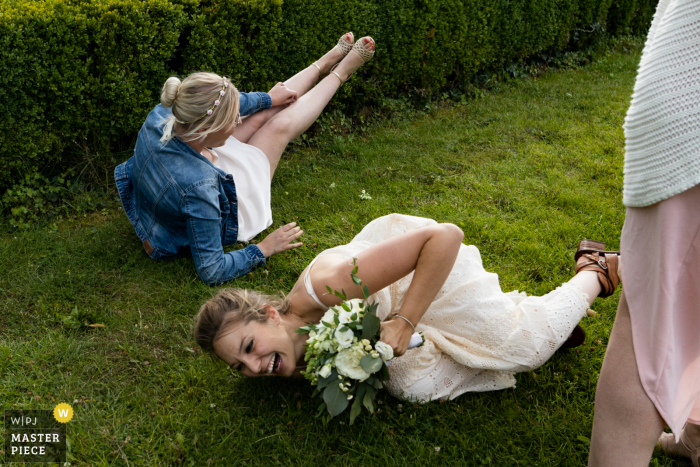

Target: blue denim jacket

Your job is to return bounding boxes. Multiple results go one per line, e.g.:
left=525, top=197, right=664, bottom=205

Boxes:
left=114, top=91, right=272, bottom=285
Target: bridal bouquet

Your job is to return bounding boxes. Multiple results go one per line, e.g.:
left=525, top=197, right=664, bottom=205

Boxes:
left=296, top=261, right=421, bottom=424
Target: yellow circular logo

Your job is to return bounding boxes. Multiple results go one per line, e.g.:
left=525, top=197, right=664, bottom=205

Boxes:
left=53, top=403, right=73, bottom=423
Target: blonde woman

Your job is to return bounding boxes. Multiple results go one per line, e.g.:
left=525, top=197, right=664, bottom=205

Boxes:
left=115, top=34, right=375, bottom=285
left=194, top=214, right=621, bottom=402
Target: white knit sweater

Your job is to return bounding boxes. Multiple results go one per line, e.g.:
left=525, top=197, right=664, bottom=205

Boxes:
left=623, top=0, right=700, bottom=207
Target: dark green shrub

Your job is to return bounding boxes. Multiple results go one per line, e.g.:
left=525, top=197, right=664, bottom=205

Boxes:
left=0, top=0, right=658, bottom=204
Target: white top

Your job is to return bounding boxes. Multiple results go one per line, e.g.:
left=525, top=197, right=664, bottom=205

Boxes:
left=308, top=213, right=591, bottom=402
left=623, top=0, right=700, bottom=207
left=211, top=136, right=273, bottom=242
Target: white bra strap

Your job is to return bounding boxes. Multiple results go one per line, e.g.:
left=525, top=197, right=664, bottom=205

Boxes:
left=304, top=257, right=329, bottom=310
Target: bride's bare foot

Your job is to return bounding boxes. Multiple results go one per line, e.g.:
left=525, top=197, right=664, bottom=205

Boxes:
left=313, top=33, right=354, bottom=76
left=658, top=423, right=700, bottom=462
left=330, top=37, right=375, bottom=82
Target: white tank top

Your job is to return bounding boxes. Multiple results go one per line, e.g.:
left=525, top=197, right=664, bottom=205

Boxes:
left=211, top=136, right=273, bottom=242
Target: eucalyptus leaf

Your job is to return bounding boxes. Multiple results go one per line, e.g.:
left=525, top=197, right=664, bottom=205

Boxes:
left=326, top=285, right=332, bottom=294
left=352, top=265, right=358, bottom=275
left=360, top=354, right=383, bottom=373
left=378, top=362, right=390, bottom=382
left=363, top=385, right=377, bottom=413
left=363, top=285, right=370, bottom=299
left=316, top=401, right=327, bottom=417
left=349, top=383, right=368, bottom=425
left=317, top=369, right=338, bottom=389
left=323, top=382, right=349, bottom=417
left=361, top=311, right=381, bottom=340
left=351, top=274, right=362, bottom=286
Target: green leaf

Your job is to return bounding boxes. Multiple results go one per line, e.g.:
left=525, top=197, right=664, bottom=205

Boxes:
left=352, top=266, right=358, bottom=275
left=326, top=285, right=332, bottom=294
left=576, top=435, right=591, bottom=446
left=317, top=369, right=338, bottom=389
left=349, top=383, right=368, bottom=425
left=361, top=312, right=381, bottom=340
left=372, top=378, right=383, bottom=390
left=323, top=382, right=349, bottom=417
left=316, top=402, right=327, bottom=417
left=360, top=354, right=383, bottom=373
left=378, top=362, right=390, bottom=382
left=351, top=274, right=362, bottom=286
left=363, top=285, right=370, bottom=299
left=363, top=385, right=377, bottom=413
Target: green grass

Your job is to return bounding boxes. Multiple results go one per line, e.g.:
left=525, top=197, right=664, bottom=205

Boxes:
left=0, top=46, right=687, bottom=466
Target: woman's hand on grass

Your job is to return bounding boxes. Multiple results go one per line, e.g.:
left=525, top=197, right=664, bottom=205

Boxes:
left=257, top=222, right=303, bottom=257
left=379, top=318, right=414, bottom=357
left=268, top=82, right=297, bottom=107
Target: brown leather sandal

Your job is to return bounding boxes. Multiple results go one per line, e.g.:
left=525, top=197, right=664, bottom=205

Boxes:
left=658, top=431, right=700, bottom=466
left=574, top=239, right=620, bottom=262
left=575, top=240, right=621, bottom=298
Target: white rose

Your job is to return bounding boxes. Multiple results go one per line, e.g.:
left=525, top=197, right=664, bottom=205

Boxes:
left=317, top=363, right=332, bottom=379
left=335, top=348, right=371, bottom=381
left=335, top=327, right=354, bottom=349
left=338, top=309, right=354, bottom=324
left=321, top=309, right=336, bottom=327
left=348, top=298, right=364, bottom=315
left=374, top=341, right=394, bottom=361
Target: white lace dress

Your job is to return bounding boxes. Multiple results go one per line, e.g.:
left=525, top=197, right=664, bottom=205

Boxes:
left=310, top=214, right=591, bottom=402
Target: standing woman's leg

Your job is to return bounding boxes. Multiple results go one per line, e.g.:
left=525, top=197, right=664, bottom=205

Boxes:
left=233, top=33, right=354, bottom=144
left=587, top=291, right=666, bottom=467
left=248, top=37, right=375, bottom=177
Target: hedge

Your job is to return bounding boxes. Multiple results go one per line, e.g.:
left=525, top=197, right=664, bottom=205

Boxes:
left=0, top=0, right=658, bottom=193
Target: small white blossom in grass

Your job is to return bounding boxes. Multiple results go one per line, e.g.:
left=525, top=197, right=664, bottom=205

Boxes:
left=434, top=447, right=440, bottom=454
left=209, top=403, right=216, bottom=408
left=347, top=395, right=353, bottom=400
left=359, top=189, right=372, bottom=200
left=330, top=182, right=336, bottom=188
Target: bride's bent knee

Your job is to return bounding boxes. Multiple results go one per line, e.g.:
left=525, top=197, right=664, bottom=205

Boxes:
left=262, top=114, right=295, bottom=140
left=440, top=223, right=465, bottom=242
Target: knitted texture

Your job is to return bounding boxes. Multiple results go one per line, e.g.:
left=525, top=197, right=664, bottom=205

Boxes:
left=623, top=0, right=700, bottom=207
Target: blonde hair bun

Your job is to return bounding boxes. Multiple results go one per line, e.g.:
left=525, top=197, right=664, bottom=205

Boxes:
left=160, top=76, right=182, bottom=108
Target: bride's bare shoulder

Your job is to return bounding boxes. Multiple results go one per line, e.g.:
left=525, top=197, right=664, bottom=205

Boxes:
left=288, top=254, right=347, bottom=307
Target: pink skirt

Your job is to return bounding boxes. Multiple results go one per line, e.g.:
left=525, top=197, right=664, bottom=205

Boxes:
left=621, top=183, right=700, bottom=436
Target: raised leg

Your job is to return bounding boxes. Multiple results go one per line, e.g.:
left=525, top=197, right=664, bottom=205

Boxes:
left=587, top=291, right=666, bottom=467
left=248, top=38, right=374, bottom=177
left=232, top=34, right=353, bottom=144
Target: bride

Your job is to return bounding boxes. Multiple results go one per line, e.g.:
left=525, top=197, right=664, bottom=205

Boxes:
left=194, top=214, right=621, bottom=401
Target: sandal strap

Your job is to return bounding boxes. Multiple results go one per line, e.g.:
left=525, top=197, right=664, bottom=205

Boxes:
left=311, top=62, right=321, bottom=72
left=576, top=252, right=621, bottom=298
left=330, top=70, right=345, bottom=85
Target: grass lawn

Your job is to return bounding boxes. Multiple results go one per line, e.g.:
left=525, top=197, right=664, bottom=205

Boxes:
left=0, top=45, right=686, bottom=466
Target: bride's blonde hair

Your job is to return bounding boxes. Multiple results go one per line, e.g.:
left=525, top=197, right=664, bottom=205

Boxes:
left=194, top=289, right=290, bottom=357
left=159, top=72, right=240, bottom=144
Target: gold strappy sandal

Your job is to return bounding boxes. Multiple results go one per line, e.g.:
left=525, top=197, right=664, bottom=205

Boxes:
left=312, top=32, right=354, bottom=75
left=330, top=36, right=375, bottom=85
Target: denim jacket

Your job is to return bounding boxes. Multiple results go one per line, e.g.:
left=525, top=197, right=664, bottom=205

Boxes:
left=114, top=91, right=272, bottom=285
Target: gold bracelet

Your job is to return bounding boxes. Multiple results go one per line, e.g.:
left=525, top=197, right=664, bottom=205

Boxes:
left=395, top=315, right=416, bottom=333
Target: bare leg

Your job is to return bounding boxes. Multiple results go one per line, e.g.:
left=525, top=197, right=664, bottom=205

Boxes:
left=248, top=38, right=374, bottom=177
left=567, top=257, right=621, bottom=307
left=233, top=34, right=352, bottom=144
left=588, top=291, right=665, bottom=467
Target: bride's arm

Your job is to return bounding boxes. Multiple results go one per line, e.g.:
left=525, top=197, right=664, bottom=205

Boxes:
left=311, top=223, right=464, bottom=356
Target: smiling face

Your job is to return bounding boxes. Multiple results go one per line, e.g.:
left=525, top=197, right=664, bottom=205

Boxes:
left=213, top=308, right=298, bottom=378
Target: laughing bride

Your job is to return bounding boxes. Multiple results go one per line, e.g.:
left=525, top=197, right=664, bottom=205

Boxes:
left=193, top=214, right=621, bottom=402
